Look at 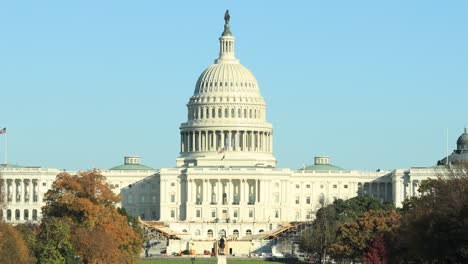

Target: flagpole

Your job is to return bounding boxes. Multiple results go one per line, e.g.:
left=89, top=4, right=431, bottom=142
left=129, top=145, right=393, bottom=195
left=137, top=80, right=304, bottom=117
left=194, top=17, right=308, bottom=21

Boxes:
left=3, top=129, right=7, bottom=165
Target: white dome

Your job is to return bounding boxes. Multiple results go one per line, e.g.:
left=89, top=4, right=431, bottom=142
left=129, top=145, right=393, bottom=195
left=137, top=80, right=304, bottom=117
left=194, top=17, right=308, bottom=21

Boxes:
left=176, top=11, right=276, bottom=168
left=194, top=63, right=260, bottom=95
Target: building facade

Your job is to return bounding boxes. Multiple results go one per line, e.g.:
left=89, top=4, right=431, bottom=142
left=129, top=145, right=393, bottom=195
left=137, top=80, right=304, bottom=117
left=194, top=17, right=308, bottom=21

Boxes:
left=1, top=12, right=466, bottom=253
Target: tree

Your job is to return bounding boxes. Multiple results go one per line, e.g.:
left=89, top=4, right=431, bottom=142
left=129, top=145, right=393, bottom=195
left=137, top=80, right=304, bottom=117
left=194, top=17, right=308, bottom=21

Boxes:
left=300, top=196, right=393, bottom=263
left=329, top=210, right=399, bottom=263
left=389, top=165, right=468, bottom=263
left=363, top=235, right=387, bottom=264
left=41, top=170, right=143, bottom=264
left=0, top=222, right=33, bottom=264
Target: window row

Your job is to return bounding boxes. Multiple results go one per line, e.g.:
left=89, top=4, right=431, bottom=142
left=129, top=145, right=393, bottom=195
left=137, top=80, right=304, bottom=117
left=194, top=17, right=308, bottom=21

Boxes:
left=199, top=81, right=256, bottom=89
left=188, top=106, right=263, bottom=120
left=3, top=209, right=38, bottom=221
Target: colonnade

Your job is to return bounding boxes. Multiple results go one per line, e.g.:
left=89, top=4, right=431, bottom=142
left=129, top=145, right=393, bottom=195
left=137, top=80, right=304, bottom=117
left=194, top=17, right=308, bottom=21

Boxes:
left=357, top=181, right=393, bottom=201
left=186, top=179, right=268, bottom=206
left=180, top=130, right=272, bottom=153
left=0, top=178, right=42, bottom=204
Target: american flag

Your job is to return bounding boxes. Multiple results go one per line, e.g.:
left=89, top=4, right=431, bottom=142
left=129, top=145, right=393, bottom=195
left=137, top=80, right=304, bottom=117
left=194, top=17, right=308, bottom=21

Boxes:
left=0, top=127, right=6, bottom=134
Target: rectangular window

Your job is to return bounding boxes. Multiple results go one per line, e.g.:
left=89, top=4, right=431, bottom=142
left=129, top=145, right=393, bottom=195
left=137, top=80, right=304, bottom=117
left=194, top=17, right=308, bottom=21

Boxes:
left=320, top=184, right=324, bottom=189
left=249, top=209, right=254, bottom=218
left=306, top=184, right=311, bottom=189
left=333, top=184, right=337, bottom=188
left=196, top=209, right=201, bottom=218
left=274, top=209, right=280, bottom=218
left=296, top=184, right=300, bottom=189
left=344, top=184, right=348, bottom=188
left=171, top=182, right=176, bottom=187
left=233, top=209, right=238, bottom=218
left=295, top=196, right=300, bottom=204
left=274, top=193, right=279, bottom=203
left=306, top=196, right=311, bottom=204
left=211, top=210, right=216, bottom=218
left=170, top=209, right=175, bottom=218
left=170, top=194, right=175, bottom=203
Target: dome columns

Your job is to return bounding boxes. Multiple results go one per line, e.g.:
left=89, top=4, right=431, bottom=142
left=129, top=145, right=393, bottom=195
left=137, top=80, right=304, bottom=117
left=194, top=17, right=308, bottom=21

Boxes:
left=180, top=129, right=273, bottom=154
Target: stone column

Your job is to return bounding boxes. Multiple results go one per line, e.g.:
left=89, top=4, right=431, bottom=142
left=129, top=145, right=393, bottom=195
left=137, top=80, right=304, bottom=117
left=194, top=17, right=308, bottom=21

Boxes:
left=203, top=180, right=208, bottom=204
left=192, top=131, right=196, bottom=152
left=21, top=180, right=26, bottom=203
left=38, top=180, right=43, bottom=204
left=228, top=131, right=232, bottom=151
left=187, top=133, right=191, bottom=152
left=220, top=131, right=225, bottom=150
left=12, top=180, right=17, bottom=204
left=180, top=132, right=184, bottom=153
left=240, top=180, right=245, bottom=204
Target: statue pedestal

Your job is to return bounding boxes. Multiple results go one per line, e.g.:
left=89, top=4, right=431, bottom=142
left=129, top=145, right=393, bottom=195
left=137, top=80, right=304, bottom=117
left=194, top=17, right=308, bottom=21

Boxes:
left=217, top=254, right=227, bottom=264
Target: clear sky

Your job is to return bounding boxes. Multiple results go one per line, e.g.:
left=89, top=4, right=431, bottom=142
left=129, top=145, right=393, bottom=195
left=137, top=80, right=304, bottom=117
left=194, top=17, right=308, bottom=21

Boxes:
left=0, top=1, right=467, bottom=171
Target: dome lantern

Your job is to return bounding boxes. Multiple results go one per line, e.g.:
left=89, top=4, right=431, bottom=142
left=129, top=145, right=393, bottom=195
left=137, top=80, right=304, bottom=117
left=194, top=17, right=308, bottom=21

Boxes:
left=216, top=10, right=238, bottom=64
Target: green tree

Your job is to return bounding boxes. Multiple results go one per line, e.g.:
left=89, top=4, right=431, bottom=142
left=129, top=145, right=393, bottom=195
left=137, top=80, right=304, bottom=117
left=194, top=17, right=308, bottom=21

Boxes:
left=35, top=217, right=80, bottom=264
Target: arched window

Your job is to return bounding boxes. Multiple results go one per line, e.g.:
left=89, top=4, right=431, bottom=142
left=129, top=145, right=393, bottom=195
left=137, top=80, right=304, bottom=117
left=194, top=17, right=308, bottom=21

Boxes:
left=195, top=229, right=201, bottom=236
left=24, top=209, right=29, bottom=221
left=212, top=108, right=215, bottom=118
left=200, top=108, right=204, bottom=119
left=238, top=108, right=241, bottom=118
left=219, top=229, right=226, bottom=238
left=254, top=109, right=257, bottom=119
left=244, top=109, right=247, bottom=118
left=224, top=108, right=228, bottom=118
left=7, top=209, right=11, bottom=220
left=218, top=108, right=222, bottom=118
left=245, top=229, right=252, bottom=236
left=231, top=108, right=235, bottom=118
left=249, top=109, right=252, bottom=118
left=32, top=209, right=37, bottom=221
left=207, top=229, right=213, bottom=238
left=15, top=209, right=20, bottom=221
left=233, top=229, right=239, bottom=238
left=258, top=229, right=264, bottom=233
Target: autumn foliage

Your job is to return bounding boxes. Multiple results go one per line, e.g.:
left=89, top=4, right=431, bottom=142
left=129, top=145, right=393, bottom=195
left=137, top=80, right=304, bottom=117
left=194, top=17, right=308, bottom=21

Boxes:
left=0, top=222, right=33, bottom=264
left=40, top=170, right=143, bottom=264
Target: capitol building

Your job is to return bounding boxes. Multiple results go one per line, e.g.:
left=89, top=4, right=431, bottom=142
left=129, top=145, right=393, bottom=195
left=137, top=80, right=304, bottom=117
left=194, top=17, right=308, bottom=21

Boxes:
left=1, top=11, right=467, bottom=255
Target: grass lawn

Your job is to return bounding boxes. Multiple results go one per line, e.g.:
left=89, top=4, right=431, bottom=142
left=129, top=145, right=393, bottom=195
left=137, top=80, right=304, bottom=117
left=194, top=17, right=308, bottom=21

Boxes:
left=139, top=258, right=304, bottom=264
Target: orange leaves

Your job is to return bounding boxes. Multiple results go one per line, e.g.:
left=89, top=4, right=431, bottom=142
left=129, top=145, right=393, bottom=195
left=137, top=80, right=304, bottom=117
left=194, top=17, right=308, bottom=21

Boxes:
left=41, top=170, right=142, bottom=264
left=330, top=210, right=400, bottom=262
left=0, top=223, right=33, bottom=264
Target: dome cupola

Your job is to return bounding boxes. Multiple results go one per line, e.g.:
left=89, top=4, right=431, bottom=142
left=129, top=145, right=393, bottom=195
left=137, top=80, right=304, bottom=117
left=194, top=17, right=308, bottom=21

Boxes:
left=456, top=126, right=468, bottom=151
left=437, top=126, right=468, bottom=166
left=177, top=11, right=276, bottom=168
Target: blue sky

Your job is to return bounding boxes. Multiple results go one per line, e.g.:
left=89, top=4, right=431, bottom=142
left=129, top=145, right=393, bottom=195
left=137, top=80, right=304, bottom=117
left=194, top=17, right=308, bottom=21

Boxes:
left=0, top=1, right=467, bottom=171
